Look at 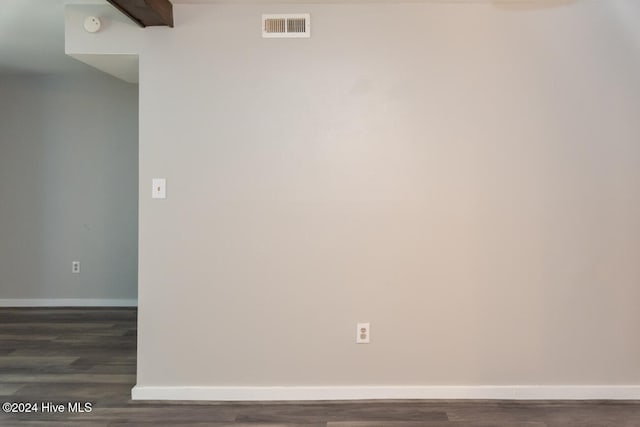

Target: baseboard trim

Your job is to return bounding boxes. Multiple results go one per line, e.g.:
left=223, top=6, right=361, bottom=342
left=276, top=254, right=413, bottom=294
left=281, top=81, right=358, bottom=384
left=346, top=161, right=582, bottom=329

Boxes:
left=0, top=299, right=138, bottom=307
left=131, top=385, right=640, bottom=401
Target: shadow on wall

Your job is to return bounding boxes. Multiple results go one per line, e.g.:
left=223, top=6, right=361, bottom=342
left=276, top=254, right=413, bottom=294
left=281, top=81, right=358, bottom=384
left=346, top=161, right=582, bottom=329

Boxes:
left=0, top=77, right=48, bottom=298
left=0, top=73, right=138, bottom=301
left=608, top=0, right=640, bottom=52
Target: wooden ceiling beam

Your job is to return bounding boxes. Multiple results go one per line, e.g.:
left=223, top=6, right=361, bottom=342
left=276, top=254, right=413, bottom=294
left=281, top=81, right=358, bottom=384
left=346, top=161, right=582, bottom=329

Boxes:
left=106, top=0, right=173, bottom=28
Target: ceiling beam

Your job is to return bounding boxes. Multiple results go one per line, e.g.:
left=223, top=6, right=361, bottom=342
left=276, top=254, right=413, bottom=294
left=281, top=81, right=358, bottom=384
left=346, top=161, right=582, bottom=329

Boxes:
left=106, top=0, right=173, bottom=28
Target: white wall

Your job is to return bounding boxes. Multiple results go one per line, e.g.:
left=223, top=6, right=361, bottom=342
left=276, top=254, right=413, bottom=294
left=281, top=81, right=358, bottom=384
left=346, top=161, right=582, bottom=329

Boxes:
left=64, top=4, right=142, bottom=83
left=0, top=71, right=138, bottom=304
left=67, top=0, right=640, bottom=398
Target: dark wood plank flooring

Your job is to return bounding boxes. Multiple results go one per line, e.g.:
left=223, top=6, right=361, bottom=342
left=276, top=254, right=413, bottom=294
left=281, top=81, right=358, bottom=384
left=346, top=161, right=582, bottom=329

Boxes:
left=1, top=308, right=639, bottom=426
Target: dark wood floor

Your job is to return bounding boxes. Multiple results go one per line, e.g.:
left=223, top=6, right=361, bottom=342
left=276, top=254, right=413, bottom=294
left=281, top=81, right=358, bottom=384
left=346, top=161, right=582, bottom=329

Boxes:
left=1, top=308, right=639, bottom=426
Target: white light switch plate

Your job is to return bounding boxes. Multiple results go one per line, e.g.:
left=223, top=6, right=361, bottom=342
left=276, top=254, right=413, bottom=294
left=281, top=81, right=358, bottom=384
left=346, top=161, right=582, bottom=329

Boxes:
left=152, top=178, right=166, bottom=199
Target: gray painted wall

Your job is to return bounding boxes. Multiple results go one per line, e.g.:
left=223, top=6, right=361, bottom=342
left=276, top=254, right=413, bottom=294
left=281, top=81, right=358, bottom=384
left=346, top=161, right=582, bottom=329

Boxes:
left=0, top=72, right=138, bottom=301
left=134, top=0, right=640, bottom=387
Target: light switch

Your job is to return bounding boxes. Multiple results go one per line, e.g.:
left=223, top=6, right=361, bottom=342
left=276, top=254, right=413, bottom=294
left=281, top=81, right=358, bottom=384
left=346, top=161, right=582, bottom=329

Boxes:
left=152, top=178, right=166, bottom=199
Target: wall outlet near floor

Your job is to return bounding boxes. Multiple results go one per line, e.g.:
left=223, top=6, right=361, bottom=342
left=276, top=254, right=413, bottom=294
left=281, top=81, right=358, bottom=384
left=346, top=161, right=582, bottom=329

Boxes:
left=72, top=261, right=80, bottom=274
left=356, top=322, right=370, bottom=344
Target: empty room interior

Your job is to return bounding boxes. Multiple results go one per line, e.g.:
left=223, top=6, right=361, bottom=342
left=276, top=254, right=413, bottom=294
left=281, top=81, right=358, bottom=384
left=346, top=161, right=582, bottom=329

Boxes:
left=1, top=0, right=640, bottom=425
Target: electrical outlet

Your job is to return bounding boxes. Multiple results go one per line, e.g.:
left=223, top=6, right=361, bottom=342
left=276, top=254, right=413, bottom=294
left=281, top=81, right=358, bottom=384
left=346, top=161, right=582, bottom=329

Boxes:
left=356, top=322, right=370, bottom=344
left=72, top=261, right=80, bottom=274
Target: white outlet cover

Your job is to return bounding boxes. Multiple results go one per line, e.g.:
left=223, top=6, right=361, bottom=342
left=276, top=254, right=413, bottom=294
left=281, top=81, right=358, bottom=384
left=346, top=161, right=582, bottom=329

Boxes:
left=356, top=322, right=370, bottom=344
left=152, top=178, right=166, bottom=199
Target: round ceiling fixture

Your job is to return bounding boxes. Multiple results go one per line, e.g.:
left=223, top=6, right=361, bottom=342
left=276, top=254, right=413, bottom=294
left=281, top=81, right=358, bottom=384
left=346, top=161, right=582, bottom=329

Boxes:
left=83, top=16, right=101, bottom=33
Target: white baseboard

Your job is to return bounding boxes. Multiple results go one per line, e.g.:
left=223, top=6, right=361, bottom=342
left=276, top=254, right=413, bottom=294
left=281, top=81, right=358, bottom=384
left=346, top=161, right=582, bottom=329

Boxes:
left=131, top=385, right=640, bottom=401
left=0, top=298, right=137, bottom=307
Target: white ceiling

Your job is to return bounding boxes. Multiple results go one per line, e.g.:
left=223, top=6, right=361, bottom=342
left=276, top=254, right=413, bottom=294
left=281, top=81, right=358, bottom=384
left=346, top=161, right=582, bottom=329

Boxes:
left=0, top=0, right=106, bottom=76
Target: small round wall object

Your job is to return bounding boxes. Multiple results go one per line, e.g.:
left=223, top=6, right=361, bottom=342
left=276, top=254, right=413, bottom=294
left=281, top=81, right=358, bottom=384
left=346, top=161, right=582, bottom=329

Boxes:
left=84, top=16, right=102, bottom=33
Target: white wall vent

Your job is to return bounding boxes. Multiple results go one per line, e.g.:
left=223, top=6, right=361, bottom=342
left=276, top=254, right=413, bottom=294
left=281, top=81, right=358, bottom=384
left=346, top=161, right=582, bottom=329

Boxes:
left=262, top=14, right=310, bottom=38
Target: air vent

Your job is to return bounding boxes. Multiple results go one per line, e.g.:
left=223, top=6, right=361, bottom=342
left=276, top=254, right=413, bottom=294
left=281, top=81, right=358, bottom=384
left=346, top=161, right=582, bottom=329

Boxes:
left=262, top=14, right=310, bottom=38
